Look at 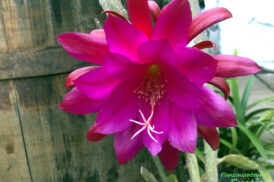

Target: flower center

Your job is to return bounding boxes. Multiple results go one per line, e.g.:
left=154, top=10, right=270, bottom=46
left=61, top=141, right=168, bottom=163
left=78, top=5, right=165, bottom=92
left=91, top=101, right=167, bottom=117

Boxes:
left=129, top=65, right=166, bottom=142
left=133, top=64, right=166, bottom=106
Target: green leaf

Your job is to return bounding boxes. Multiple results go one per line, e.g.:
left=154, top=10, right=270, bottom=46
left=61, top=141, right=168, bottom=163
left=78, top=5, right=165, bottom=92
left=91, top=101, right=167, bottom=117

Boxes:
left=237, top=123, right=268, bottom=161
left=246, top=96, right=274, bottom=111
left=220, top=138, right=242, bottom=154
left=195, top=148, right=204, bottom=163
left=256, top=119, right=274, bottom=138
left=229, top=127, right=238, bottom=154
left=245, top=108, right=272, bottom=121
left=258, top=164, right=274, bottom=182
left=140, top=166, right=158, bottom=182
left=167, top=174, right=178, bottom=182
left=259, top=109, right=274, bottom=122
left=241, top=75, right=254, bottom=110
left=218, top=154, right=259, bottom=170
left=230, top=78, right=245, bottom=123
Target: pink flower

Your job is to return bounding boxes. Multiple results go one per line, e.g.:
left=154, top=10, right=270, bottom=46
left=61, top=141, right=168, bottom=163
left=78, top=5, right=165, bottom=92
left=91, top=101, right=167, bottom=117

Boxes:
left=57, top=0, right=261, bottom=170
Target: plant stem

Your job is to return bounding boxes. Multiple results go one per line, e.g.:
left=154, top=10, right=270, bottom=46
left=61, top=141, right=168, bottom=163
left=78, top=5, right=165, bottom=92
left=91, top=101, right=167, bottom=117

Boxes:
left=152, top=156, right=168, bottom=182
left=204, top=141, right=218, bottom=182
left=185, top=153, right=201, bottom=182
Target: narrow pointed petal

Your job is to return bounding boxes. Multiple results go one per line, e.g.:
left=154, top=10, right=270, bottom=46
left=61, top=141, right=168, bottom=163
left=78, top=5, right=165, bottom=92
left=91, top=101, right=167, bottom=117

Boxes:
left=87, top=123, right=106, bottom=142
left=193, top=40, right=216, bottom=51
left=152, top=0, right=192, bottom=49
left=169, top=104, right=197, bottom=153
left=138, top=39, right=177, bottom=66
left=94, top=81, right=138, bottom=134
left=148, top=1, right=161, bottom=22
left=104, top=15, right=149, bottom=61
left=214, top=55, right=261, bottom=78
left=208, top=77, right=230, bottom=100
left=114, top=125, right=143, bottom=164
left=90, top=29, right=106, bottom=39
left=158, top=141, right=180, bottom=171
left=74, top=67, right=120, bottom=100
left=102, top=10, right=128, bottom=21
left=188, top=7, right=232, bottom=42
left=142, top=98, right=170, bottom=156
left=198, top=125, right=219, bottom=150
left=195, top=87, right=237, bottom=128
left=177, top=47, right=217, bottom=86
left=57, top=32, right=108, bottom=65
left=65, top=66, right=99, bottom=89
left=104, top=53, right=146, bottom=79
left=165, top=69, right=204, bottom=110
left=59, top=88, right=105, bottom=115
left=127, top=0, right=153, bottom=37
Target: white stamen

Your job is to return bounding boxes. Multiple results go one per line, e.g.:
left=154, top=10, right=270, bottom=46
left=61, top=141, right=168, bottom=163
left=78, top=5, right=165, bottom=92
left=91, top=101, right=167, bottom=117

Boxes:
left=129, top=119, right=145, bottom=126
left=131, top=126, right=146, bottom=140
left=129, top=108, right=163, bottom=143
left=147, top=127, right=159, bottom=143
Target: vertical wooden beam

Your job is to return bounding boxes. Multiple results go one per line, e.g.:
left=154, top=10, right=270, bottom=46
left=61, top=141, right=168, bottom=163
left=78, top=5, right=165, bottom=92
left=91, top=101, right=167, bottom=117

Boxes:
left=0, top=80, right=31, bottom=182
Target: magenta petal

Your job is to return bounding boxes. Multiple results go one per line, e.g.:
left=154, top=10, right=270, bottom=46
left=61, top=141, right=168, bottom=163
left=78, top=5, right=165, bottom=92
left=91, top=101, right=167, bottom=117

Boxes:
left=169, top=104, right=197, bottom=153
left=104, top=53, right=146, bottom=79
left=193, top=40, right=216, bottom=51
left=87, top=123, right=106, bottom=142
left=57, top=32, right=108, bottom=65
left=198, top=125, right=219, bottom=151
left=214, top=55, right=261, bottom=78
left=74, top=67, right=120, bottom=100
left=195, top=87, right=237, bottom=128
left=177, top=47, right=217, bottom=86
left=158, top=141, right=180, bottom=171
left=90, top=29, right=106, bottom=39
left=114, top=125, right=143, bottom=164
left=142, top=98, right=170, bottom=156
left=208, top=77, right=230, bottom=100
left=138, top=39, right=177, bottom=66
left=104, top=15, right=149, bottom=61
left=94, top=82, right=138, bottom=134
left=148, top=1, right=161, bottom=22
left=165, top=69, right=203, bottom=109
left=152, top=0, right=191, bottom=49
left=65, top=66, right=99, bottom=89
left=127, top=0, right=153, bottom=37
left=59, top=88, right=105, bottom=115
left=188, top=7, right=232, bottom=43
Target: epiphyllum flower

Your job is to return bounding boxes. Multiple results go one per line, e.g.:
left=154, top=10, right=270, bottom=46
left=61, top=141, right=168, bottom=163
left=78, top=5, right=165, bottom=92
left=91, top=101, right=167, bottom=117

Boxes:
left=57, top=0, right=261, bottom=171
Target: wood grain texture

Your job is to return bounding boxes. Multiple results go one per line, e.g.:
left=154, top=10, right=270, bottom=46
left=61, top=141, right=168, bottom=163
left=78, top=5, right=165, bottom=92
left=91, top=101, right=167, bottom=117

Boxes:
left=12, top=74, right=155, bottom=182
left=0, top=0, right=104, bottom=80
left=0, top=46, right=89, bottom=80
left=0, top=80, right=31, bottom=182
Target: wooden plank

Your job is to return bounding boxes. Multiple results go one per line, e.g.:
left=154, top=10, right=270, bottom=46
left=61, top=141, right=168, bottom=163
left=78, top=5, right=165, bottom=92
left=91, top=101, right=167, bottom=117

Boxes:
left=2, top=0, right=33, bottom=50
left=0, top=80, right=31, bottom=182
left=0, top=0, right=105, bottom=80
left=0, top=0, right=104, bottom=50
left=0, top=46, right=89, bottom=80
left=0, top=1, right=8, bottom=51
left=14, top=74, right=155, bottom=182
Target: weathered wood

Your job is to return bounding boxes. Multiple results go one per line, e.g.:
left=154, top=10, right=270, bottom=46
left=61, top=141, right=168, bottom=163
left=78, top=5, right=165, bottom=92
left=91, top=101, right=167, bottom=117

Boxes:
left=12, top=74, right=155, bottom=182
left=0, top=0, right=105, bottom=80
left=0, top=46, right=89, bottom=80
left=0, top=80, right=31, bottom=182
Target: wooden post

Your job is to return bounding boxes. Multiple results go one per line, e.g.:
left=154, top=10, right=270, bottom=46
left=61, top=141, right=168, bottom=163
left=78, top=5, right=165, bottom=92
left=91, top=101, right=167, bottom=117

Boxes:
left=0, top=1, right=155, bottom=181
